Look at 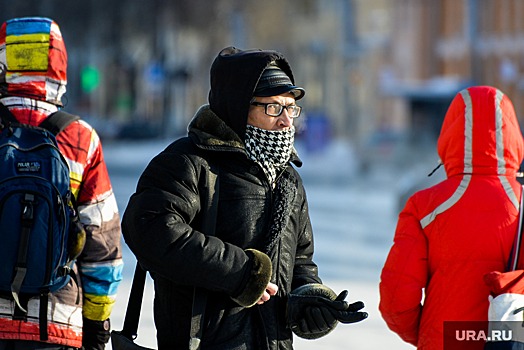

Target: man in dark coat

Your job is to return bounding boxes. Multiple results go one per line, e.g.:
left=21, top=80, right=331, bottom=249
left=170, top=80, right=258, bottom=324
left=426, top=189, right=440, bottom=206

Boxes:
left=122, top=46, right=367, bottom=349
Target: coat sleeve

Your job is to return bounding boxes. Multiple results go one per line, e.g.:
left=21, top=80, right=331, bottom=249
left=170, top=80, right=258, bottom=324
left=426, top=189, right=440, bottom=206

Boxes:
left=379, top=196, right=428, bottom=346
left=291, top=182, right=322, bottom=290
left=122, top=149, right=269, bottom=304
left=64, top=123, right=123, bottom=322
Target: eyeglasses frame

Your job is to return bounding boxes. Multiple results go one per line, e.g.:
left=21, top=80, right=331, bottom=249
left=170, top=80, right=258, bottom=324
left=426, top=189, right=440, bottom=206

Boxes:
left=250, top=101, right=302, bottom=118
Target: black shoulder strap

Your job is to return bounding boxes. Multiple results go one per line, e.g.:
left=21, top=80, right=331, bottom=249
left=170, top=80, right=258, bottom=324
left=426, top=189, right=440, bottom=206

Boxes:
left=39, top=110, right=80, bottom=136
left=0, top=103, right=79, bottom=136
left=118, top=163, right=220, bottom=349
left=120, top=262, right=148, bottom=340
left=510, top=185, right=524, bottom=271
left=0, top=103, right=18, bottom=125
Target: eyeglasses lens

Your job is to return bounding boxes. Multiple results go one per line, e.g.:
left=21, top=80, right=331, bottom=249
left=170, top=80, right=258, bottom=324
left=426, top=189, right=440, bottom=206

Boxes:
left=265, top=104, right=301, bottom=118
left=287, top=106, right=301, bottom=117
left=265, top=104, right=281, bottom=116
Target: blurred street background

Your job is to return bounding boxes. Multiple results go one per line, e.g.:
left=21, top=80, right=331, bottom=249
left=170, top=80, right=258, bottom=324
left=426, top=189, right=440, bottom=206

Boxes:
left=2, top=0, right=523, bottom=348
left=4, top=0, right=523, bottom=159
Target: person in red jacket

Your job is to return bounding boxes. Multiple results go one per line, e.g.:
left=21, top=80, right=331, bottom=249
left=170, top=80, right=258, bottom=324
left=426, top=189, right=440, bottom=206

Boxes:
left=379, top=86, right=524, bottom=349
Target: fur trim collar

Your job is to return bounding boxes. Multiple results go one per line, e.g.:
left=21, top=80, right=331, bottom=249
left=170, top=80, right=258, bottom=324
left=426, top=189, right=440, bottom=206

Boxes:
left=188, top=105, right=245, bottom=149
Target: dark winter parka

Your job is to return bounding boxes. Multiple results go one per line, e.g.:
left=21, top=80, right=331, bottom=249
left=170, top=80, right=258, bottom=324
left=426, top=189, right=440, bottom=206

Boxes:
left=122, top=47, right=321, bottom=349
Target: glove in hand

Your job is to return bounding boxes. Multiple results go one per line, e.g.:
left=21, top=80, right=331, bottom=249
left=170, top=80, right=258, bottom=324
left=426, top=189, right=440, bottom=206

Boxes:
left=82, top=317, right=110, bottom=350
left=287, top=284, right=368, bottom=339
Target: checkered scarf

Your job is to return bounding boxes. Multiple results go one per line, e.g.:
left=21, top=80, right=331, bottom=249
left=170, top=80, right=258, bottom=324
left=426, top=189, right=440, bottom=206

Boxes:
left=244, top=125, right=295, bottom=187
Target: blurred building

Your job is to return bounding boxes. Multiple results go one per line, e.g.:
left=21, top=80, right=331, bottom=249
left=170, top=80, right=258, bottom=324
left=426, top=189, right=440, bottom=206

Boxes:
left=381, top=0, right=524, bottom=147
left=1, top=0, right=523, bottom=152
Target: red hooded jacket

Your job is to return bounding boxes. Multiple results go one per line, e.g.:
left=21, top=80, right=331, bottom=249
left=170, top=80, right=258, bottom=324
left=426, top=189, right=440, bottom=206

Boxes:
left=379, top=86, right=524, bottom=349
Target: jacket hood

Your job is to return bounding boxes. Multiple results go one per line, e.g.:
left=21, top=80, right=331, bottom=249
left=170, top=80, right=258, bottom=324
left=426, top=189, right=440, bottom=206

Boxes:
left=0, top=17, right=67, bottom=105
left=437, top=86, right=524, bottom=177
left=208, top=46, right=299, bottom=140
left=188, top=105, right=245, bottom=150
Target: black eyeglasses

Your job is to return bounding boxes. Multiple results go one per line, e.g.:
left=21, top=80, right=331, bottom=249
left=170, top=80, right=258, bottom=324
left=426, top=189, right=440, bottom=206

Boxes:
left=250, top=101, right=302, bottom=118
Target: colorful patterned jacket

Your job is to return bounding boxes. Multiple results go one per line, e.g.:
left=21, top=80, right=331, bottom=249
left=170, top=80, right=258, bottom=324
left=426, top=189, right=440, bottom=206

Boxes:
left=0, top=17, right=123, bottom=348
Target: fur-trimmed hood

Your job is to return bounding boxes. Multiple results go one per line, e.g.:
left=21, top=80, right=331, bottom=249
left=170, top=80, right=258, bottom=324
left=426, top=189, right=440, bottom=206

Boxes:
left=188, top=104, right=245, bottom=150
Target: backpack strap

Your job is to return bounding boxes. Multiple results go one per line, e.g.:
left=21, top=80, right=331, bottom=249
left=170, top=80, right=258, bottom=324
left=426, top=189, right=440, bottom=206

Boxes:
left=0, top=103, right=79, bottom=136
left=39, top=110, right=80, bottom=135
left=0, top=103, right=18, bottom=126
left=11, top=193, right=37, bottom=314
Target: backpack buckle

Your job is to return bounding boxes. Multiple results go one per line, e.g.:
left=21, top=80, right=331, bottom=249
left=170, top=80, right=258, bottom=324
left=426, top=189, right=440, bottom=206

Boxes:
left=21, top=194, right=35, bottom=222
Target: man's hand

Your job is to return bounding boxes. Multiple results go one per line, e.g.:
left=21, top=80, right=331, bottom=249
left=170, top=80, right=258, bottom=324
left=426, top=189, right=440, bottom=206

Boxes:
left=287, top=284, right=368, bottom=339
left=257, top=282, right=278, bottom=305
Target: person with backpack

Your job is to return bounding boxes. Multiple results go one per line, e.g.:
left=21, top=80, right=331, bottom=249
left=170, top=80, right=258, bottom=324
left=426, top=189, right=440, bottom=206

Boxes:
left=379, top=86, right=524, bottom=349
left=0, top=17, right=123, bottom=350
left=121, top=46, right=368, bottom=349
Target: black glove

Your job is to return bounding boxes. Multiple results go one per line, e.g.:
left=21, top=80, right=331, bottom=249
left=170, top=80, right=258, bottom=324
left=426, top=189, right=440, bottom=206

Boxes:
left=287, top=284, right=368, bottom=339
left=82, top=317, right=110, bottom=350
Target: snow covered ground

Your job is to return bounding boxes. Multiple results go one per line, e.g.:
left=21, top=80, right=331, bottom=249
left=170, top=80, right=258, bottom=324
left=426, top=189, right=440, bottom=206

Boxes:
left=103, top=138, right=420, bottom=349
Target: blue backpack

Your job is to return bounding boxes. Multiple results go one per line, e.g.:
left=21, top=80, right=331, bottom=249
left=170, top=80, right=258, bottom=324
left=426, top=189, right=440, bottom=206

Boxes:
left=0, top=104, right=84, bottom=341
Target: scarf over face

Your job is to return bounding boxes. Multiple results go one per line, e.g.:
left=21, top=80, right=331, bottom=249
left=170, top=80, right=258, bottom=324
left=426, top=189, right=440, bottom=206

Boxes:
left=244, top=124, right=295, bottom=187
